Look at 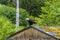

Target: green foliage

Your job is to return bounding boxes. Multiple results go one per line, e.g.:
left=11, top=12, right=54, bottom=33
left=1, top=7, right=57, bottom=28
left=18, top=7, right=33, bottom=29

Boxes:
left=20, top=0, right=45, bottom=17
left=18, top=26, right=25, bottom=30
left=38, top=0, right=60, bottom=26
left=0, top=0, right=8, bottom=5
left=0, top=4, right=29, bottom=26
left=0, top=15, right=15, bottom=40
left=0, top=4, right=16, bottom=23
left=0, top=0, right=16, bottom=7
left=19, top=8, right=29, bottom=26
left=0, top=15, right=26, bottom=40
left=0, top=0, right=45, bottom=17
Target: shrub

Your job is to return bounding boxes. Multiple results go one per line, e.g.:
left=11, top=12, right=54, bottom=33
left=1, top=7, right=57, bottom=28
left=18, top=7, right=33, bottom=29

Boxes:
left=38, top=0, right=60, bottom=26
left=0, top=4, right=29, bottom=26
left=0, top=15, right=15, bottom=40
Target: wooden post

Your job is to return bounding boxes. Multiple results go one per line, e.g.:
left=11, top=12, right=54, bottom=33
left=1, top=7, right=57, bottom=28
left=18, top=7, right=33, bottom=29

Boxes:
left=16, top=0, right=19, bottom=32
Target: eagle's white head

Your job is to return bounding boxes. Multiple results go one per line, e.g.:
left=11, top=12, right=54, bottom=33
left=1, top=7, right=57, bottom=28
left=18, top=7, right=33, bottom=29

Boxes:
left=26, top=18, right=30, bottom=21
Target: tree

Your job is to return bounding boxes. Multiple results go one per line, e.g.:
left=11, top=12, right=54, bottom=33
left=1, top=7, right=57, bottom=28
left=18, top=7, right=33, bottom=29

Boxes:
left=20, top=0, right=45, bottom=17
left=0, top=4, right=29, bottom=26
left=0, top=0, right=16, bottom=7
left=38, top=0, right=60, bottom=26
left=0, top=0, right=45, bottom=17
left=0, top=15, right=15, bottom=40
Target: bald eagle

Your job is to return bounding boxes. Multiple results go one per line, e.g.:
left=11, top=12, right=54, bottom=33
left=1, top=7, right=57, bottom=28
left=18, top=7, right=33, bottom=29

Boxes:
left=26, top=18, right=36, bottom=26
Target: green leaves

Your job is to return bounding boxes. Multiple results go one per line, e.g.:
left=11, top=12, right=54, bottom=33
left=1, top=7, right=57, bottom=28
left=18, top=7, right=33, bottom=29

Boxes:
left=0, top=15, right=15, bottom=40
left=38, top=0, right=60, bottom=26
left=0, top=4, right=29, bottom=26
left=0, top=5, right=29, bottom=40
left=20, top=0, right=45, bottom=17
left=19, top=8, right=29, bottom=26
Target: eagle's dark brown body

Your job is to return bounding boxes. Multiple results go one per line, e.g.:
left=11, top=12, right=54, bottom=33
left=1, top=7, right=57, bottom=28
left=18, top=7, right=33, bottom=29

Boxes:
left=28, top=19, right=36, bottom=26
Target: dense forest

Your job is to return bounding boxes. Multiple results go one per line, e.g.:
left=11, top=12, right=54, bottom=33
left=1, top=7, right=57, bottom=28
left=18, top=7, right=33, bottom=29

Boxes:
left=0, top=0, right=60, bottom=40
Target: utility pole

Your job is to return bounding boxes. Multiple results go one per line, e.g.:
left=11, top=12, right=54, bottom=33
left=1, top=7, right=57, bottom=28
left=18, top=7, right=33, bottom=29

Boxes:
left=16, top=0, right=19, bottom=32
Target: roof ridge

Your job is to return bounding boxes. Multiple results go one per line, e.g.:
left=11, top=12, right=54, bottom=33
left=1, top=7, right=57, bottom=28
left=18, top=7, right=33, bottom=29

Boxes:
left=7, top=26, right=60, bottom=40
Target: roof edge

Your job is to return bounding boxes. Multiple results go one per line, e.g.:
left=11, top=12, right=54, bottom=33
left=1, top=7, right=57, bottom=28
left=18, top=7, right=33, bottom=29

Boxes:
left=6, top=26, right=60, bottom=40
